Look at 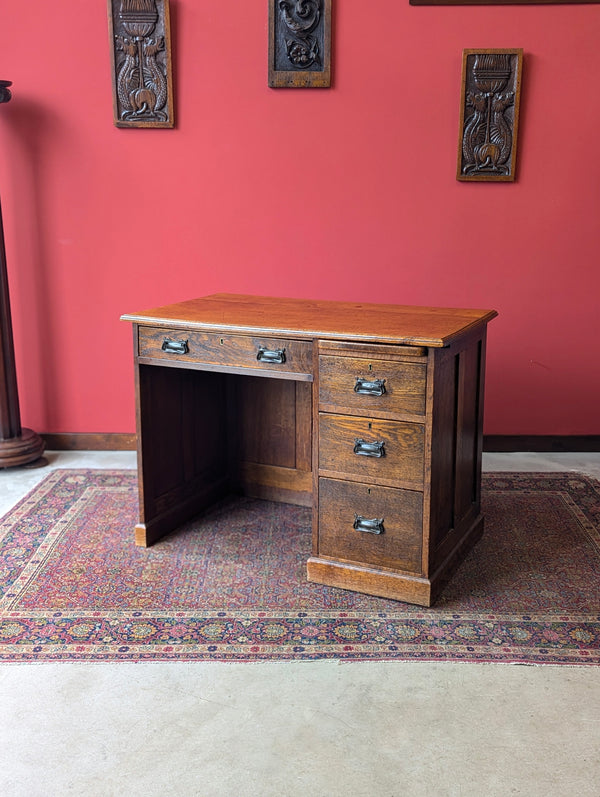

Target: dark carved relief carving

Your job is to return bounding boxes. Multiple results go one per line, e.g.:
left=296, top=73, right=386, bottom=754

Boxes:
left=457, top=49, right=523, bottom=182
left=269, top=0, right=332, bottom=88
left=108, top=0, right=174, bottom=128
left=0, top=80, right=12, bottom=104
left=280, top=1, right=321, bottom=70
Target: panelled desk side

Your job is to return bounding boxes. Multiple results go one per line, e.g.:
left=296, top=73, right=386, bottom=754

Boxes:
left=122, top=294, right=497, bottom=607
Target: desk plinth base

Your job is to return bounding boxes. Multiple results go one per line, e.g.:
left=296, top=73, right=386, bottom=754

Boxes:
left=0, top=428, right=45, bottom=469
left=134, top=477, right=230, bottom=547
left=307, top=558, right=437, bottom=607
left=308, top=515, right=484, bottom=607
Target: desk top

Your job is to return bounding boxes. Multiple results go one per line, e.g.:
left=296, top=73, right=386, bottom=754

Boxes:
left=122, top=293, right=497, bottom=348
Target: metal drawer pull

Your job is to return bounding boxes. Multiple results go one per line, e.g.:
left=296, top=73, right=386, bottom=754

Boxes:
left=162, top=338, right=189, bottom=355
left=353, top=438, right=385, bottom=458
left=257, top=346, right=286, bottom=364
left=354, top=377, right=386, bottom=396
left=353, top=514, right=385, bottom=535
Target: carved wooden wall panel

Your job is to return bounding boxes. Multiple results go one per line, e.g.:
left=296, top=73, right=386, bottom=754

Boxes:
left=108, top=0, right=174, bottom=128
left=457, top=49, right=523, bottom=182
left=269, top=0, right=332, bottom=88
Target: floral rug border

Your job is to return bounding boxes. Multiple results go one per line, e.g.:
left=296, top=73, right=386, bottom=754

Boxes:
left=1, top=470, right=599, bottom=664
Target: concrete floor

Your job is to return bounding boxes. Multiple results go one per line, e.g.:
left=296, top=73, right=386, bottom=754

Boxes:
left=1, top=452, right=599, bottom=797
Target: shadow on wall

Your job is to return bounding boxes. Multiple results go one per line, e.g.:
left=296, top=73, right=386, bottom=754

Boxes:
left=1, top=97, right=63, bottom=430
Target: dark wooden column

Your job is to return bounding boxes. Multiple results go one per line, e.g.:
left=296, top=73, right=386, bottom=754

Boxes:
left=0, top=80, right=45, bottom=468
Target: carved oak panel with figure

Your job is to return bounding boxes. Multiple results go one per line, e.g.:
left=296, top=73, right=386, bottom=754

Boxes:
left=108, top=0, right=174, bottom=128
left=457, top=49, right=523, bottom=182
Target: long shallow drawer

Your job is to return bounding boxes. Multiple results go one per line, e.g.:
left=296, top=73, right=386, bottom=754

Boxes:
left=319, top=355, right=427, bottom=417
left=319, top=414, right=424, bottom=488
left=138, top=327, right=313, bottom=378
left=318, top=478, right=423, bottom=574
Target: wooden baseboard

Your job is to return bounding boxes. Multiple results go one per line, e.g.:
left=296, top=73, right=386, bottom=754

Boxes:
left=42, top=433, right=137, bottom=451
left=41, top=433, right=600, bottom=453
left=483, top=435, right=600, bottom=453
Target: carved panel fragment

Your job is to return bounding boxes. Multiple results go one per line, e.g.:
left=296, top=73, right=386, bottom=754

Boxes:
left=269, top=0, right=332, bottom=88
left=457, top=49, right=523, bottom=182
left=108, top=0, right=174, bottom=128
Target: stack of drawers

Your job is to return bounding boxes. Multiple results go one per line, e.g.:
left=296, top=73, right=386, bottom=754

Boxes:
left=309, top=340, right=433, bottom=603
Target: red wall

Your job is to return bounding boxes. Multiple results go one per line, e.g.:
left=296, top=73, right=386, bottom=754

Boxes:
left=1, top=1, right=599, bottom=436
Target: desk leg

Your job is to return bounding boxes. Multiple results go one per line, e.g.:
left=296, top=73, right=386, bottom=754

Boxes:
left=134, top=363, right=230, bottom=546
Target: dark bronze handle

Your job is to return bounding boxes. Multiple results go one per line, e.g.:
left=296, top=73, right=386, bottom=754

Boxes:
left=257, top=346, right=286, bottom=364
left=353, top=514, right=385, bottom=535
left=353, top=438, right=385, bottom=458
left=354, top=377, right=386, bottom=397
left=162, top=338, right=189, bottom=355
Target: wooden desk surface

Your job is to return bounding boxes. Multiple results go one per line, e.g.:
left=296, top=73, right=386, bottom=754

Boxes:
left=122, top=293, right=497, bottom=348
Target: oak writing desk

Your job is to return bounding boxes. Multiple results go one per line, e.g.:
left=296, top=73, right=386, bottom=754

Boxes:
left=122, top=294, right=497, bottom=606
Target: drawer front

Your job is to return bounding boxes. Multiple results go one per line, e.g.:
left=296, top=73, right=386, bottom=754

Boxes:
left=319, top=414, right=424, bottom=487
left=138, top=327, right=313, bottom=376
left=318, top=478, right=423, bottom=574
left=319, top=355, right=427, bottom=416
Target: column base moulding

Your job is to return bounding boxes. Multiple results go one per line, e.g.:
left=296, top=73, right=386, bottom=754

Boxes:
left=0, top=428, right=45, bottom=468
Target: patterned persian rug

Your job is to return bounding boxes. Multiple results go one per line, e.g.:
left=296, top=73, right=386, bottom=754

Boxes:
left=1, top=470, right=599, bottom=664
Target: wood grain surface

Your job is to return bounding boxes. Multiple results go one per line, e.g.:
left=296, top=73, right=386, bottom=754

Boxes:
left=122, top=294, right=497, bottom=348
